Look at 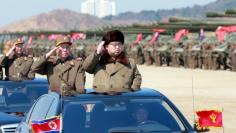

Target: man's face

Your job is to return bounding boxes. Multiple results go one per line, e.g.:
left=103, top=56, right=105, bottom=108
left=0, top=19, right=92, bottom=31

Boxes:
left=105, top=41, right=124, bottom=57
left=134, top=108, right=149, bottom=123
left=15, top=44, right=23, bottom=55
left=58, top=43, right=70, bottom=58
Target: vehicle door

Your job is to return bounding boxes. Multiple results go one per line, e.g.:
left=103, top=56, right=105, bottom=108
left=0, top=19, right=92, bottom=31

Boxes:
left=16, top=92, right=60, bottom=133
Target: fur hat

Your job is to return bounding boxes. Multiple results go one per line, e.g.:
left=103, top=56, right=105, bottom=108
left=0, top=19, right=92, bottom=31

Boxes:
left=102, top=30, right=124, bottom=46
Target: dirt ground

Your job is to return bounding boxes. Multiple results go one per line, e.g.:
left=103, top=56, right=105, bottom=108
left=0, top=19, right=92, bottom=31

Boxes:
left=85, top=65, right=236, bottom=133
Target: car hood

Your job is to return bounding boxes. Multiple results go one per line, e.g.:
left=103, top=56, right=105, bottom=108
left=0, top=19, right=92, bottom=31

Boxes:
left=0, top=112, right=22, bottom=125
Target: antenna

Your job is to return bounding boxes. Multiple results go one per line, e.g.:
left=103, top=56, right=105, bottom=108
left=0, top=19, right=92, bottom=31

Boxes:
left=191, top=76, right=196, bottom=125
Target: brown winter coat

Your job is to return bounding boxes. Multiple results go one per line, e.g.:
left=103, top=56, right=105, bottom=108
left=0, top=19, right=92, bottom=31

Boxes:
left=30, top=55, right=85, bottom=94
left=83, top=52, right=142, bottom=93
left=0, top=54, right=34, bottom=80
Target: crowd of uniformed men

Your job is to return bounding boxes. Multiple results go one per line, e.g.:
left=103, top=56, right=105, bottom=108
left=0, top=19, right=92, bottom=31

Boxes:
left=0, top=30, right=142, bottom=96
left=1, top=32, right=236, bottom=73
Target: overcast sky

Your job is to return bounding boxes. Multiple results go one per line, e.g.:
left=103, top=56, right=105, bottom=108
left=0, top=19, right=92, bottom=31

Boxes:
left=0, top=0, right=216, bottom=27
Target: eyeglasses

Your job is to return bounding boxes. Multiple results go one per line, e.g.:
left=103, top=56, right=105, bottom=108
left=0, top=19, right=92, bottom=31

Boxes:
left=59, top=45, right=70, bottom=50
left=109, top=42, right=123, bottom=47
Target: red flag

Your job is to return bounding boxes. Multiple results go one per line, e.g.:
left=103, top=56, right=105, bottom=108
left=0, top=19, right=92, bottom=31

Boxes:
left=174, top=29, right=189, bottom=42
left=27, top=36, right=33, bottom=45
left=134, top=33, right=143, bottom=45
left=216, top=25, right=236, bottom=43
left=71, top=33, right=86, bottom=40
left=40, top=34, right=46, bottom=39
left=31, top=116, right=61, bottom=133
left=148, top=32, right=159, bottom=45
left=48, top=34, right=63, bottom=40
left=196, top=110, right=223, bottom=128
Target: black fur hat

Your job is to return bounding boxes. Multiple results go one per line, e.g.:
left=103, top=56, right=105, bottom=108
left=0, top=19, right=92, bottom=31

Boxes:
left=102, top=30, right=124, bottom=46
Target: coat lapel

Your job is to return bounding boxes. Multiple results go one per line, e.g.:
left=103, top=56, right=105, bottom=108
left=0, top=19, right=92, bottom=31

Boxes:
left=110, top=62, right=125, bottom=75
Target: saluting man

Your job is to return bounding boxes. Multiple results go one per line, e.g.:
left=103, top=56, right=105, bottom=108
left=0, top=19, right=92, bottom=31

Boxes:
left=0, top=67, right=3, bottom=80
left=0, top=38, right=34, bottom=81
left=83, top=30, right=142, bottom=93
left=30, top=35, right=85, bottom=95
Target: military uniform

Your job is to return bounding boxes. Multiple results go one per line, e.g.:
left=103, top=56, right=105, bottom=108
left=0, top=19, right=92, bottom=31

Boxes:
left=83, top=52, right=142, bottom=93
left=31, top=55, right=85, bottom=94
left=0, top=67, right=3, bottom=80
left=30, top=36, right=85, bottom=95
left=0, top=54, right=34, bottom=80
left=0, top=39, right=34, bottom=81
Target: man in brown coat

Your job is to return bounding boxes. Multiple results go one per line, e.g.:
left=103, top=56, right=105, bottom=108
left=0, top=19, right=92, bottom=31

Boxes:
left=0, top=67, right=3, bottom=80
left=83, top=30, right=142, bottom=93
left=0, top=39, right=34, bottom=81
left=30, top=36, right=85, bottom=95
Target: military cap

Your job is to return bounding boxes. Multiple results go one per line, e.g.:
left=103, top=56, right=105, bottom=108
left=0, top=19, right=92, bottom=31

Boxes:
left=14, top=38, right=24, bottom=46
left=55, top=36, right=72, bottom=47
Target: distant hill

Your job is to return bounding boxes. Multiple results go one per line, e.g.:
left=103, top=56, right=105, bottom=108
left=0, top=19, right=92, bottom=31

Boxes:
left=1, top=0, right=236, bottom=32
left=0, top=9, right=108, bottom=32
left=103, top=0, right=236, bottom=23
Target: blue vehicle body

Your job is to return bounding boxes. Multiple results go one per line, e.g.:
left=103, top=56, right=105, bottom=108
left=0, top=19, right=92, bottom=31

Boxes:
left=17, top=88, right=194, bottom=133
left=0, top=78, right=48, bottom=126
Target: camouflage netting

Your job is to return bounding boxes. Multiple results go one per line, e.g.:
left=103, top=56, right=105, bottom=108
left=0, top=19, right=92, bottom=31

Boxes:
left=156, top=35, right=173, bottom=52
left=225, top=32, right=236, bottom=44
left=213, top=43, right=228, bottom=53
left=201, top=36, right=219, bottom=45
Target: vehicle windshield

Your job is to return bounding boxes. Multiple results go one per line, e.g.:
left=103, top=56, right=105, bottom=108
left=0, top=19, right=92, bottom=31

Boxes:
left=63, top=98, right=186, bottom=133
left=0, top=81, right=48, bottom=113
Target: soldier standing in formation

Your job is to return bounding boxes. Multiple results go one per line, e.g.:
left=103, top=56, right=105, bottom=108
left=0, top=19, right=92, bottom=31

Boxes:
left=30, top=36, right=85, bottom=95
left=83, top=30, right=142, bottom=94
left=0, top=39, right=34, bottom=81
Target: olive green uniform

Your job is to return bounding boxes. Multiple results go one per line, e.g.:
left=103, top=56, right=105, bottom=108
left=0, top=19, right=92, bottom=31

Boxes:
left=83, top=52, right=142, bottom=93
left=30, top=55, right=85, bottom=95
left=0, top=54, right=34, bottom=80
left=0, top=67, right=3, bottom=80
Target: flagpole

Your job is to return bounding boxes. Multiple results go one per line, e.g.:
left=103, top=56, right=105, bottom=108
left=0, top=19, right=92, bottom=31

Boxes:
left=222, top=107, right=224, bottom=133
left=191, top=76, right=196, bottom=126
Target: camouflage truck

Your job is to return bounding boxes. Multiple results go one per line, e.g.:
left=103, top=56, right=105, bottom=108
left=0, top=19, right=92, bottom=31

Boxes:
left=71, top=40, right=86, bottom=59
left=183, top=39, right=199, bottom=69
left=126, top=34, right=144, bottom=65
left=29, top=39, right=54, bottom=57
left=139, top=35, right=153, bottom=65
left=172, top=44, right=184, bottom=67
left=190, top=43, right=202, bottom=69
left=171, top=37, right=189, bottom=67
left=229, top=43, right=236, bottom=71
left=154, top=36, right=173, bottom=66
left=226, top=33, right=236, bottom=71
left=201, top=37, right=217, bottom=70
left=212, top=43, right=229, bottom=70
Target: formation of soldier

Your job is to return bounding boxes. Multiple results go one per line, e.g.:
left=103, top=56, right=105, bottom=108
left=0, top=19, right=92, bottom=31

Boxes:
left=126, top=35, right=236, bottom=71
left=1, top=31, right=236, bottom=73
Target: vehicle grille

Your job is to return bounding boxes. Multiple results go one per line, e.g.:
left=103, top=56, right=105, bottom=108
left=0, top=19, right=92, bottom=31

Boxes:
left=1, top=127, right=16, bottom=133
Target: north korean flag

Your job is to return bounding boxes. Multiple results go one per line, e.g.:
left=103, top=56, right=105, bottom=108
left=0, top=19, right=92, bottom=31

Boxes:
left=31, top=116, right=61, bottom=133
